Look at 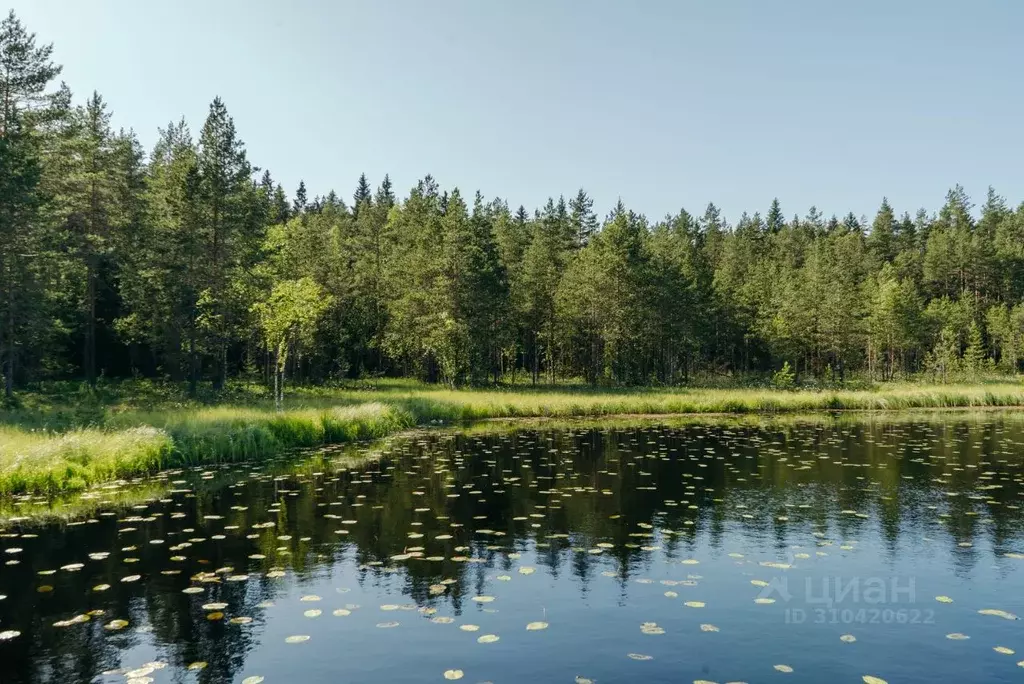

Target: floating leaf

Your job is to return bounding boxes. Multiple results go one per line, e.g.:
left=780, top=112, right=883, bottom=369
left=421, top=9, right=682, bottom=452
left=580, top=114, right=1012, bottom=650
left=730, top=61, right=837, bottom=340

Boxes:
left=946, top=633, right=970, bottom=640
left=935, top=596, right=953, bottom=603
left=241, top=677, right=265, bottom=684
left=332, top=609, right=352, bottom=616
left=443, top=670, right=464, bottom=680
left=187, top=662, right=208, bottom=671
left=840, top=634, right=857, bottom=643
left=284, top=635, right=310, bottom=643
left=862, top=677, right=888, bottom=684
left=684, top=601, right=705, bottom=608
left=526, top=621, right=548, bottom=631
left=979, top=609, right=1018, bottom=620
left=700, top=624, right=719, bottom=632
left=754, top=598, right=775, bottom=604
left=774, top=664, right=794, bottom=673
left=640, top=622, right=665, bottom=635
left=0, top=630, right=20, bottom=641
left=627, top=653, right=653, bottom=661
left=472, top=596, right=495, bottom=603
left=995, top=646, right=1016, bottom=655
left=460, top=624, right=480, bottom=632
left=477, top=634, right=500, bottom=643
left=377, top=621, right=400, bottom=628
left=304, top=609, right=322, bottom=618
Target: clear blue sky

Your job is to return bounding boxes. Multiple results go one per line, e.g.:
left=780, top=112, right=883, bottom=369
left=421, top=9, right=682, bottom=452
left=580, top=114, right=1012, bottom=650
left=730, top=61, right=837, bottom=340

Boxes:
left=10, top=0, right=1024, bottom=222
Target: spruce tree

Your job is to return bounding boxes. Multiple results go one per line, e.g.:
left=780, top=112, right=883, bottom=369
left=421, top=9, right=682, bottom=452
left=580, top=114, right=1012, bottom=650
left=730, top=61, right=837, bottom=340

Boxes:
left=766, top=198, right=785, bottom=234
left=352, top=172, right=371, bottom=218
left=868, top=197, right=897, bottom=264
left=293, top=180, right=307, bottom=214
left=569, top=188, right=598, bottom=248
left=375, top=174, right=395, bottom=209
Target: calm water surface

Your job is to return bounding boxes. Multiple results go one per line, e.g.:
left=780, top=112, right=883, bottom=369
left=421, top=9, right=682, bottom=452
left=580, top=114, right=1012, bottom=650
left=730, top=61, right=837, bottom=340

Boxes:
left=1, top=418, right=1023, bottom=683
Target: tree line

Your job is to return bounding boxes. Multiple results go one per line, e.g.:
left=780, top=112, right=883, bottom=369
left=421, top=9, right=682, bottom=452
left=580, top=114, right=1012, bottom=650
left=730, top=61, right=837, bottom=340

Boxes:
left=3, top=11, right=1024, bottom=398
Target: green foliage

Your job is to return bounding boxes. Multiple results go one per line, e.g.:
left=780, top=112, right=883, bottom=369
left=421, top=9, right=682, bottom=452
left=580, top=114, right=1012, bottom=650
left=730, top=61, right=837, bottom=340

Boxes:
left=962, top=320, right=986, bottom=378
left=771, top=361, right=796, bottom=390
left=252, top=277, right=333, bottom=407
left=5, top=10, right=1024, bottom=399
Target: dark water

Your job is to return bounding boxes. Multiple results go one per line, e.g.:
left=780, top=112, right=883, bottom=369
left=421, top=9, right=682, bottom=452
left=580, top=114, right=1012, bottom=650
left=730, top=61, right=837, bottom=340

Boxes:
left=2, top=418, right=1024, bottom=684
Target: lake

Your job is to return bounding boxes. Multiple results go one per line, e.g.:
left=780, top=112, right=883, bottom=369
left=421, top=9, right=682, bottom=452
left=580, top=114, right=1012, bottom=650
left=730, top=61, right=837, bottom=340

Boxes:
left=1, top=416, right=1023, bottom=683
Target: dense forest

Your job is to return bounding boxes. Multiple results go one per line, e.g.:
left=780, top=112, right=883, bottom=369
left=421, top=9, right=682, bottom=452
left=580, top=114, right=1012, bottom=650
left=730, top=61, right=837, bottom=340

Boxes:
left=3, top=11, right=1024, bottom=399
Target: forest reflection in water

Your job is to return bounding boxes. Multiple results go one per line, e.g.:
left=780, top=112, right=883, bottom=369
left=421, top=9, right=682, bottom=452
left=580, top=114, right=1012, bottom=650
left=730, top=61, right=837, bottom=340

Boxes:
left=1, top=417, right=1023, bottom=684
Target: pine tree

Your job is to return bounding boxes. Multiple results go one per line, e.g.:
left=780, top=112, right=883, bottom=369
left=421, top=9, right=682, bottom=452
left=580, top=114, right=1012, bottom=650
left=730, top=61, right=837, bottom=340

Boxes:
left=569, top=188, right=598, bottom=248
left=116, top=120, right=200, bottom=386
left=195, top=96, right=254, bottom=390
left=0, top=117, right=43, bottom=398
left=0, top=11, right=61, bottom=134
left=0, top=11, right=60, bottom=397
left=59, top=91, right=122, bottom=386
left=521, top=198, right=571, bottom=383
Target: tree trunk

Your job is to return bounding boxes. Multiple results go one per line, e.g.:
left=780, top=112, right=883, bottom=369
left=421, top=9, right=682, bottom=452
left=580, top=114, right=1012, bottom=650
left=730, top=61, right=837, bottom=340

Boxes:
left=273, top=346, right=282, bottom=411
left=532, top=331, right=539, bottom=385
left=5, top=262, right=14, bottom=399
left=84, top=256, right=97, bottom=387
left=213, top=342, right=227, bottom=391
left=187, top=329, right=198, bottom=398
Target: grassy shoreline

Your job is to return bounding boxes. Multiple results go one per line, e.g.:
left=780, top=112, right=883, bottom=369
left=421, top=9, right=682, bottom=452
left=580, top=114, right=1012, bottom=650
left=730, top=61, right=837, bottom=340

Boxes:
left=3, top=380, right=1024, bottom=496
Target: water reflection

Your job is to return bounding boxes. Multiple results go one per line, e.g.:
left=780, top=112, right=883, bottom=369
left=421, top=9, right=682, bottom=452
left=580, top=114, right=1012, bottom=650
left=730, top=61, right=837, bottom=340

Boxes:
left=1, top=418, right=1023, bottom=683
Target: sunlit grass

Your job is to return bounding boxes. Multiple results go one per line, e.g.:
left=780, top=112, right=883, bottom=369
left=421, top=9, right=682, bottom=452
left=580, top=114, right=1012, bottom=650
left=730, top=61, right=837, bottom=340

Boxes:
left=2, top=379, right=1023, bottom=495
left=0, top=425, right=172, bottom=495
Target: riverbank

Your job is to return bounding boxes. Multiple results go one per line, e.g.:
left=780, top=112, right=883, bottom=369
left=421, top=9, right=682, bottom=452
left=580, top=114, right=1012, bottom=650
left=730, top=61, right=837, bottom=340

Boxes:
left=2, top=379, right=1023, bottom=495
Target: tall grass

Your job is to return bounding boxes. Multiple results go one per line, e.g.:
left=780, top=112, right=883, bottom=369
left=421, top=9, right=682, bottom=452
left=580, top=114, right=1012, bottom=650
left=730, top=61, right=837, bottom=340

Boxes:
left=3, top=380, right=1024, bottom=496
left=0, top=426, right=172, bottom=495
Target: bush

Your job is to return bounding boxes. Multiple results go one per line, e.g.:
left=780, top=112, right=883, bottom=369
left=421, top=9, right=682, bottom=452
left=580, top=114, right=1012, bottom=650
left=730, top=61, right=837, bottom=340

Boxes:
left=771, top=362, right=796, bottom=390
